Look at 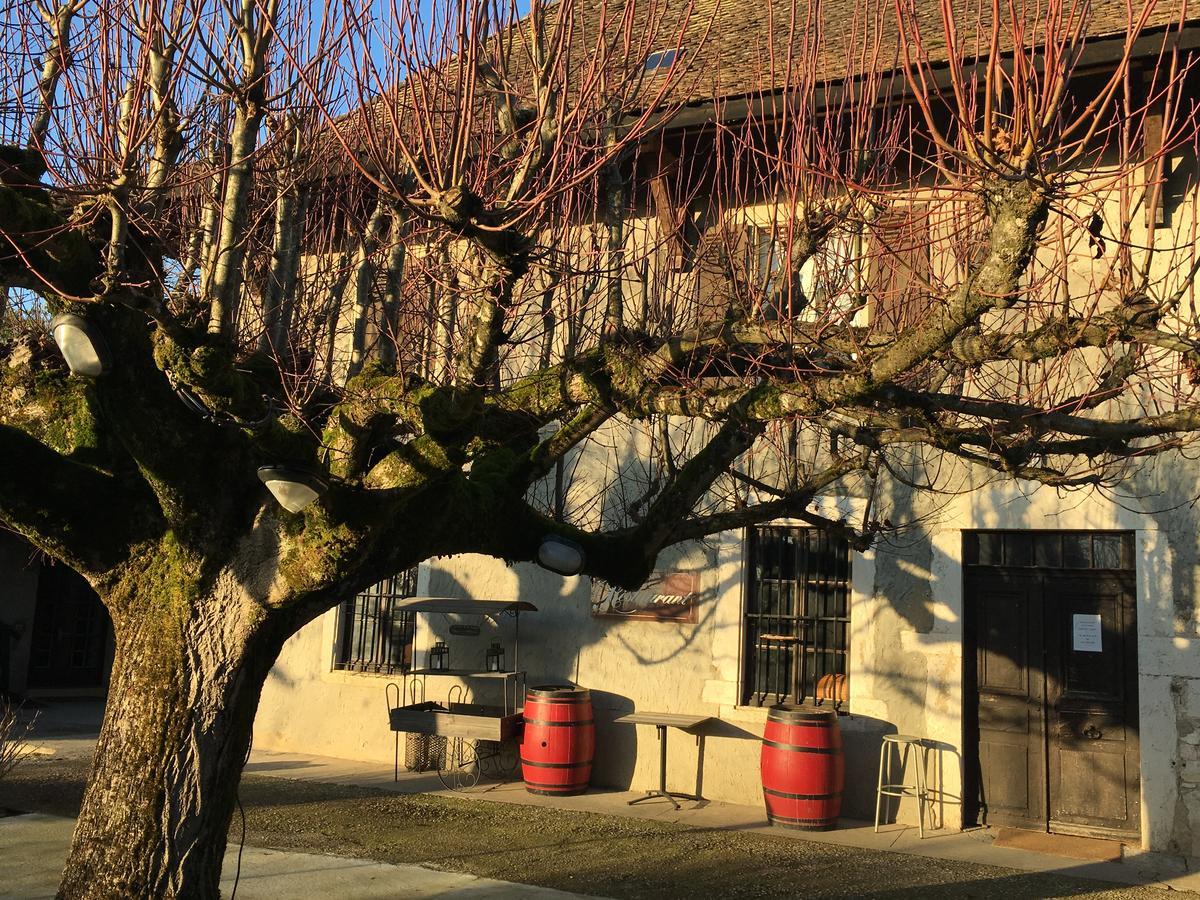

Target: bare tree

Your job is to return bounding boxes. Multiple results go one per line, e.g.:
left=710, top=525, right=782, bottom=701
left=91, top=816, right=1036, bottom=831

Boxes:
left=0, top=698, right=37, bottom=785
left=2, top=0, right=1199, bottom=896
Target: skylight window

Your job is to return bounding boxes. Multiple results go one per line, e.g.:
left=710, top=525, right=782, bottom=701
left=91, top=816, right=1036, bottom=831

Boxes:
left=644, top=49, right=679, bottom=72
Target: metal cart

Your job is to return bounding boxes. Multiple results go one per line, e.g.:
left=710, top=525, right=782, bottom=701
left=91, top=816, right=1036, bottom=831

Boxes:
left=385, top=597, right=536, bottom=790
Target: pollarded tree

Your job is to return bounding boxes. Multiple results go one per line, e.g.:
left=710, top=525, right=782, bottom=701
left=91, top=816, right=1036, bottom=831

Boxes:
left=3, top=0, right=1200, bottom=896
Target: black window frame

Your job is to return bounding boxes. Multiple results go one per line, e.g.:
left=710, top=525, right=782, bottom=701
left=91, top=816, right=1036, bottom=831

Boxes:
left=333, top=568, right=418, bottom=674
left=963, top=530, right=1135, bottom=572
left=741, top=526, right=851, bottom=709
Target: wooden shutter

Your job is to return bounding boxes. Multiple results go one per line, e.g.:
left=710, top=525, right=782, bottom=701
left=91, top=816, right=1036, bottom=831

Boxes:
left=867, top=205, right=931, bottom=334
left=692, top=219, right=752, bottom=326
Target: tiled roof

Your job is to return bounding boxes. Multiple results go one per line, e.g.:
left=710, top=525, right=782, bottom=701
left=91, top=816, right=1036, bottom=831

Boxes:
left=325, top=1, right=1192, bottom=174
left=565, top=0, right=1190, bottom=107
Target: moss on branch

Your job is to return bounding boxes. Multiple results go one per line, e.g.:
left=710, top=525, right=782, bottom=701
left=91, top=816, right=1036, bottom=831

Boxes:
left=152, top=333, right=268, bottom=424
left=100, top=532, right=204, bottom=624
left=0, top=179, right=98, bottom=296
left=0, top=344, right=102, bottom=460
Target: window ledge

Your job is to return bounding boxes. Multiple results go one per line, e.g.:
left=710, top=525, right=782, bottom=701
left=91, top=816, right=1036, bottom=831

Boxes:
left=723, top=702, right=852, bottom=724
left=324, top=667, right=410, bottom=683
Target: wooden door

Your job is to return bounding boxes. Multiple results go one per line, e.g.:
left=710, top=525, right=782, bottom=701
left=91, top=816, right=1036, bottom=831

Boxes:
left=964, top=531, right=1140, bottom=840
left=966, top=571, right=1046, bottom=829
left=1044, top=573, right=1140, bottom=836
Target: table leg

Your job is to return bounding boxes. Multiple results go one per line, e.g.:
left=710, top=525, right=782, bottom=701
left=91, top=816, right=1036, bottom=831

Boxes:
left=657, top=725, right=669, bottom=795
left=625, top=723, right=708, bottom=810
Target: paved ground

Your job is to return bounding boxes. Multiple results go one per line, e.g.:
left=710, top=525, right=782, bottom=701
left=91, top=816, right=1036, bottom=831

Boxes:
left=6, top=701, right=1200, bottom=899
left=0, top=813, right=589, bottom=900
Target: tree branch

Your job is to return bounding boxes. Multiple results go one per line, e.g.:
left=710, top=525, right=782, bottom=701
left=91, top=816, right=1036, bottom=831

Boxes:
left=28, top=0, right=83, bottom=154
left=0, top=424, right=159, bottom=574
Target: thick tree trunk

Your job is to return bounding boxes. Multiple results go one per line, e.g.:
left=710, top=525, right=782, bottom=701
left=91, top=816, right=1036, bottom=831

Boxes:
left=57, top=585, right=282, bottom=900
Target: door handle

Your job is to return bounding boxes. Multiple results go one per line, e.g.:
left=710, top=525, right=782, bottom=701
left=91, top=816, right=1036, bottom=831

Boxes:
left=1083, top=724, right=1103, bottom=740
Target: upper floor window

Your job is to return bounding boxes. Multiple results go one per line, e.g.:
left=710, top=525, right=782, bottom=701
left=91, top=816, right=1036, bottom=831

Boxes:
left=865, top=206, right=932, bottom=333
left=750, top=206, right=935, bottom=332
left=742, top=526, right=851, bottom=708
left=753, top=226, right=862, bottom=324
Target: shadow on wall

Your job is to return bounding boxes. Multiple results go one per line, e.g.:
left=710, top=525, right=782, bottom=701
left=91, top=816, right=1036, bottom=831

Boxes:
left=422, top=544, right=951, bottom=812
left=423, top=555, right=744, bottom=793
left=589, top=690, right=637, bottom=790
left=838, top=715, right=908, bottom=821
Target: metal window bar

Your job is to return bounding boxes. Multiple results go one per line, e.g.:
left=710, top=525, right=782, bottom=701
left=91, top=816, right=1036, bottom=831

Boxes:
left=334, top=568, right=418, bottom=674
left=744, top=527, right=851, bottom=708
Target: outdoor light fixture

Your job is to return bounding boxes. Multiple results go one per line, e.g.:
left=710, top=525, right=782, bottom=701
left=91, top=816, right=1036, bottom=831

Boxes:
left=256, top=465, right=329, bottom=513
left=537, top=534, right=585, bottom=576
left=49, top=313, right=111, bottom=377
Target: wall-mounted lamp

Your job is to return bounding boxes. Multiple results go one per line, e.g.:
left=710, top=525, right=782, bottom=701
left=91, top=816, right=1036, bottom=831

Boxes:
left=50, top=313, right=111, bottom=377
left=537, top=534, right=585, bottom=576
left=256, top=465, right=329, bottom=513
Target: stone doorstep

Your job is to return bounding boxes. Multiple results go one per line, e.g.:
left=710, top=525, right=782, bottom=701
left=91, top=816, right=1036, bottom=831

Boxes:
left=991, top=827, right=1125, bottom=861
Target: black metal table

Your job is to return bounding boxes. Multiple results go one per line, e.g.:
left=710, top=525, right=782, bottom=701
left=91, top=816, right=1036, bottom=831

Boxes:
left=615, top=711, right=712, bottom=809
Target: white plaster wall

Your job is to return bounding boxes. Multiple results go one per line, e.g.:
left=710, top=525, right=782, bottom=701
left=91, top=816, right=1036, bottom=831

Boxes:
left=255, top=490, right=935, bottom=822
left=252, top=137, right=1200, bottom=846
left=254, top=612, right=400, bottom=764
left=256, top=466, right=1200, bottom=853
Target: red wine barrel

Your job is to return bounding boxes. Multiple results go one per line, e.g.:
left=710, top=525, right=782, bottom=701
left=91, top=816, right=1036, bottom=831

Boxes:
left=520, top=685, right=594, bottom=796
left=760, top=704, right=844, bottom=830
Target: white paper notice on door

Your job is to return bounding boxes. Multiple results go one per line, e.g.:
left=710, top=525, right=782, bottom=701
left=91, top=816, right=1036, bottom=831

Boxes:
left=1072, top=613, right=1103, bottom=653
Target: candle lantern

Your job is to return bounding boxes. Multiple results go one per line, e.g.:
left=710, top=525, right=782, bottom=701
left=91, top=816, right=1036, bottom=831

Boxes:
left=486, top=641, right=505, bottom=672
left=429, top=640, right=450, bottom=671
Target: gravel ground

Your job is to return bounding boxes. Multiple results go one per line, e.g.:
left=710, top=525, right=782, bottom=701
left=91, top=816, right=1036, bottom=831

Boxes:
left=0, top=754, right=1189, bottom=899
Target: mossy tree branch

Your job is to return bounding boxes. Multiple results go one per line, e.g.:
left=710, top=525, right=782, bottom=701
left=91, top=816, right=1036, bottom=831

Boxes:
left=0, top=424, right=160, bottom=573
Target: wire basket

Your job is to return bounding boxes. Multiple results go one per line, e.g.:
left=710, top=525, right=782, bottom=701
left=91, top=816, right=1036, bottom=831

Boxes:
left=404, top=732, right=446, bottom=772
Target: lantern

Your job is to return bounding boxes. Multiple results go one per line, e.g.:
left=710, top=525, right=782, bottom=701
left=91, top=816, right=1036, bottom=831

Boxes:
left=486, top=641, right=505, bottom=672
left=429, top=640, right=450, bottom=671
left=257, top=465, right=329, bottom=513
left=537, top=534, right=585, bottom=575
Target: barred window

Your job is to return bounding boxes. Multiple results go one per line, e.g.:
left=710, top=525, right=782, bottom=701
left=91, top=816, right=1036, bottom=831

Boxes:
left=742, top=526, right=851, bottom=708
left=334, top=568, right=418, bottom=674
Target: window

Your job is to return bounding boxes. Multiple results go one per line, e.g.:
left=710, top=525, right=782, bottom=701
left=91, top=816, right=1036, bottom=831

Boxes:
left=644, top=48, right=679, bottom=72
left=755, top=228, right=786, bottom=302
left=866, top=206, right=932, bottom=333
left=964, top=531, right=1134, bottom=571
left=742, top=526, right=851, bottom=708
left=334, top=568, right=418, bottom=673
left=752, top=226, right=864, bottom=324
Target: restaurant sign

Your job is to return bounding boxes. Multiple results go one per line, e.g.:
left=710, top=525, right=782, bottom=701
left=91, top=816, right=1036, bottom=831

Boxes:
left=590, top=571, right=703, bottom=623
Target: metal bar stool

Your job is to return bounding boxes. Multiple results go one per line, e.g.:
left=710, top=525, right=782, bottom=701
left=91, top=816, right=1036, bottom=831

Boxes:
left=874, top=734, right=929, bottom=837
